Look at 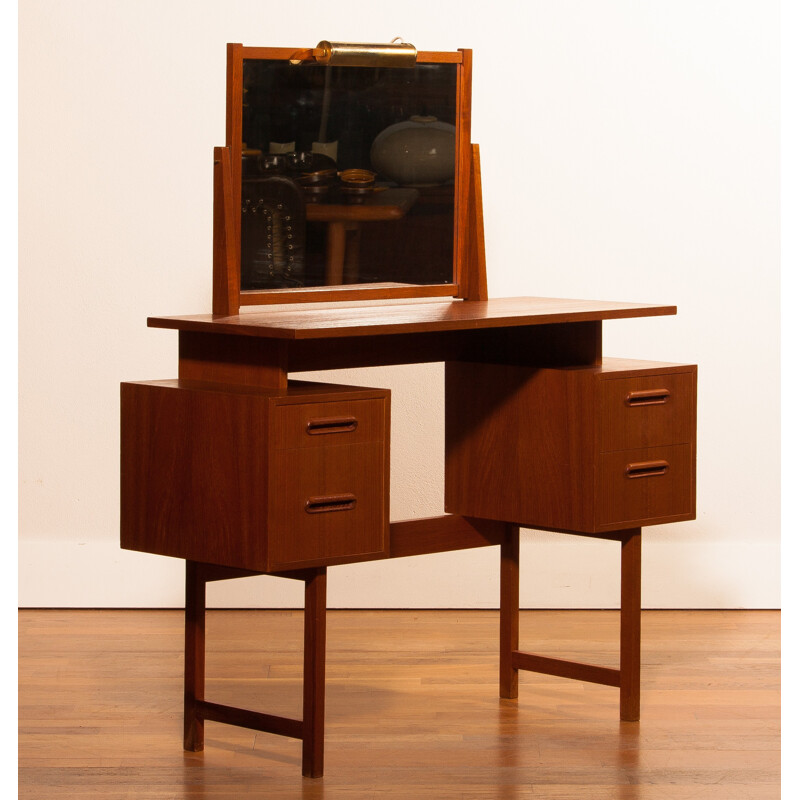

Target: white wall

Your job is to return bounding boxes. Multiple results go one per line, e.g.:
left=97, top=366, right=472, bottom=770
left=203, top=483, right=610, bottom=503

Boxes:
left=18, top=0, right=780, bottom=609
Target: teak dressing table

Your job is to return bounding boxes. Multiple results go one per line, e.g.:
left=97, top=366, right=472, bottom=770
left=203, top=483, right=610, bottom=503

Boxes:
left=120, top=43, right=697, bottom=778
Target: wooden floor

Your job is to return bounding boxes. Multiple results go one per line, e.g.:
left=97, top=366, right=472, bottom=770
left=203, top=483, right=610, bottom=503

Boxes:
left=19, top=609, right=779, bottom=799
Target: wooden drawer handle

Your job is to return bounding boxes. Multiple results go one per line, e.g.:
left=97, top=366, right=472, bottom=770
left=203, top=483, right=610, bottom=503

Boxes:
left=626, top=460, right=669, bottom=478
left=626, top=389, right=671, bottom=407
left=306, top=416, right=358, bottom=435
left=305, top=493, right=357, bottom=514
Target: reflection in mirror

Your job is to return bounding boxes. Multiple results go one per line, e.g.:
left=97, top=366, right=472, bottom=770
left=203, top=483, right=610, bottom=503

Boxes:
left=239, top=60, right=457, bottom=292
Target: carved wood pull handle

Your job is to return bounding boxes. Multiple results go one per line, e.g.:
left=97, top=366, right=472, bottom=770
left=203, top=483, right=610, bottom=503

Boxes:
left=305, top=494, right=357, bottom=514
left=626, top=460, right=670, bottom=478
left=626, top=389, right=671, bottom=407
left=306, top=416, right=358, bottom=435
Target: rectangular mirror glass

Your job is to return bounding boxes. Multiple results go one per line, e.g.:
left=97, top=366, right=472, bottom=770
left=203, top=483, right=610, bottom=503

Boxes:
left=237, top=58, right=458, bottom=293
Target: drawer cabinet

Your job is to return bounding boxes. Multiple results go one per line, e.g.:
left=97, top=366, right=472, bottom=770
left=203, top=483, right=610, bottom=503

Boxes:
left=121, top=379, right=390, bottom=572
left=445, top=358, right=696, bottom=533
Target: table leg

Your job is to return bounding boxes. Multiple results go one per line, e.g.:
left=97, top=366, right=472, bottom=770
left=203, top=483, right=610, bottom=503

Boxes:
left=343, top=224, right=362, bottom=284
left=184, top=560, right=206, bottom=751
left=620, top=528, right=642, bottom=721
left=324, top=222, right=347, bottom=285
left=302, top=568, right=327, bottom=778
left=499, top=525, right=520, bottom=699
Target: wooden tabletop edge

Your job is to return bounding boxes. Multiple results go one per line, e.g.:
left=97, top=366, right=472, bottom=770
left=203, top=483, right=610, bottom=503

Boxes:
left=146, top=299, right=678, bottom=339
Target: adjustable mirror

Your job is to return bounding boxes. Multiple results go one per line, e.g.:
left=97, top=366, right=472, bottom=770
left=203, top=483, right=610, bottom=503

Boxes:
left=212, top=43, right=484, bottom=312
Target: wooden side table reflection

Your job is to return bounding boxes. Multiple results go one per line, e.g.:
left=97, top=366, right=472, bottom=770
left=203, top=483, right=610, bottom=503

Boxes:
left=306, top=188, right=419, bottom=284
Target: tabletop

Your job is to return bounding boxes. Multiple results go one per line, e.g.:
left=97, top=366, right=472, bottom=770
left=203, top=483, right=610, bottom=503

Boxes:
left=149, top=296, right=677, bottom=340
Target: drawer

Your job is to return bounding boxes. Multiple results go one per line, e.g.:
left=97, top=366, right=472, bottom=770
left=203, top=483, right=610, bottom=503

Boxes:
left=600, top=372, right=695, bottom=451
left=268, top=441, right=387, bottom=569
left=275, top=398, right=386, bottom=449
left=445, top=360, right=696, bottom=534
left=121, top=380, right=390, bottom=572
left=597, top=444, right=693, bottom=527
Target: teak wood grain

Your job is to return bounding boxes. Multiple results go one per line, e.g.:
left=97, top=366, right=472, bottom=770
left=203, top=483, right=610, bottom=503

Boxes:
left=386, top=515, right=508, bottom=559
left=499, top=525, right=520, bottom=699
left=460, top=144, right=489, bottom=301
left=445, top=358, right=697, bottom=533
left=302, top=569, right=327, bottom=778
left=454, top=48, right=473, bottom=294
left=175, top=320, right=601, bottom=382
left=600, top=369, right=695, bottom=450
left=120, top=380, right=390, bottom=573
left=182, top=562, right=327, bottom=778
left=178, top=330, right=289, bottom=389
left=150, top=296, right=676, bottom=340
left=500, top=526, right=644, bottom=720
left=620, top=528, right=643, bottom=721
left=120, top=31, right=701, bottom=787
left=239, top=283, right=460, bottom=307
left=182, top=561, right=205, bottom=751
left=211, top=146, right=238, bottom=316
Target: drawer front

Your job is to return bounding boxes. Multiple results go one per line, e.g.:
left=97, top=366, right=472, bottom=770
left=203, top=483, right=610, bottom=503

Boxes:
left=269, top=441, right=388, bottom=569
left=600, top=372, right=695, bottom=451
left=275, top=398, right=386, bottom=449
left=597, top=444, right=694, bottom=527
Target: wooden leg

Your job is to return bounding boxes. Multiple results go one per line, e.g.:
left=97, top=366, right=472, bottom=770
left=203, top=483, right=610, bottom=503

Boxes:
left=500, top=526, right=645, bottom=719
left=620, top=528, right=642, bottom=721
left=324, top=222, right=347, bottom=285
left=184, top=560, right=206, bottom=751
left=499, top=525, right=520, bottom=699
left=302, top=568, right=327, bottom=778
left=342, top=224, right=361, bottom=284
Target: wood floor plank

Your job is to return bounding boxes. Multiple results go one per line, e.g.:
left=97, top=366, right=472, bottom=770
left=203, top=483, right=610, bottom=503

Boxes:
left=19, top=609, right=779, bottom=798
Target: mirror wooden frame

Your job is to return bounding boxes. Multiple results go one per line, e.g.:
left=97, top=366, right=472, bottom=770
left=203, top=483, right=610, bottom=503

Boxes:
left=212, top=44, right=487, bottom=314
